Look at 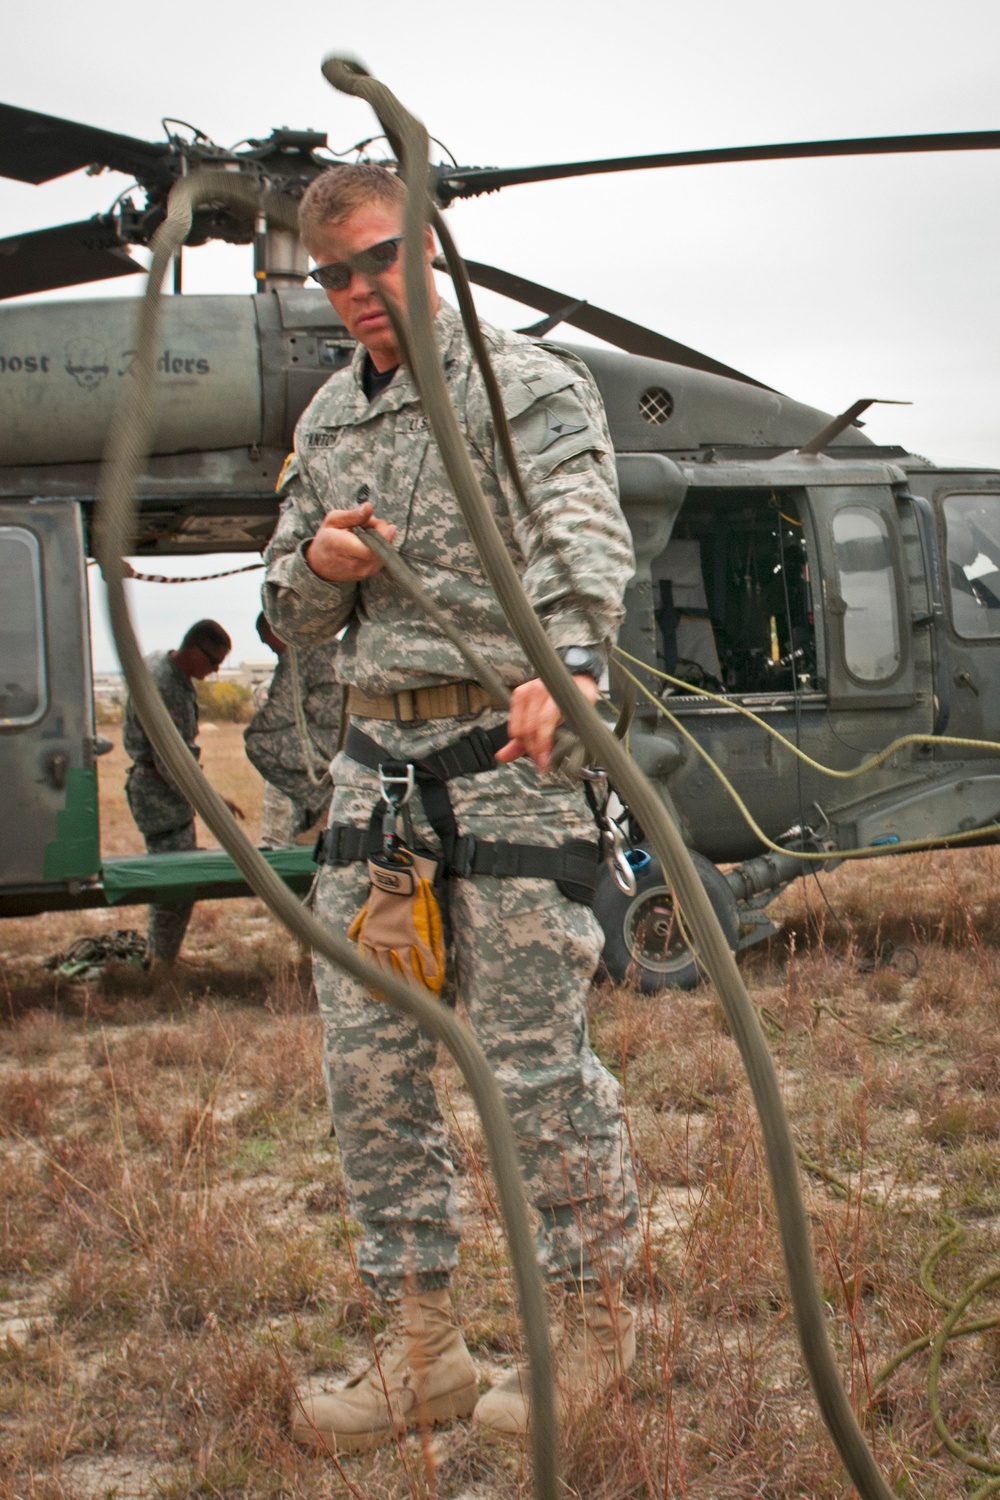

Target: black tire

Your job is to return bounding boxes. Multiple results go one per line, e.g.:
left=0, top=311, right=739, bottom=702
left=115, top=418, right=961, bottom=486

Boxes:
left=594, top=848, right=739, bottom=994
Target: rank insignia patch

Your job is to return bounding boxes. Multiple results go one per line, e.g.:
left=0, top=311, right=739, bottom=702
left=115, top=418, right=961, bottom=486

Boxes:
left=538, top=404, right=587, bottom=452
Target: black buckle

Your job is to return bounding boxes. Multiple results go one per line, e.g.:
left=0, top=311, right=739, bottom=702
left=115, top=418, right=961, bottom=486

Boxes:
left=466, top=726, right=500, bottom=772
left=312, top=828, right=331, bottom=865
left=451, top=834, right=477, bottom=878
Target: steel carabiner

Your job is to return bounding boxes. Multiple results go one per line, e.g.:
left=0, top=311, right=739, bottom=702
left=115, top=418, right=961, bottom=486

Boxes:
left=580, top=767, right=638, bottom=895
left=378, top=761, right=416, bottom=852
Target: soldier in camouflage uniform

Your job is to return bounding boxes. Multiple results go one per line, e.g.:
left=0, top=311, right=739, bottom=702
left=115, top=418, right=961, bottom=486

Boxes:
left=263, top=164, right=638, bottom=1451
left=244, top=613, right=341, bottom=844
left=123, top=620, right=242, bottom=962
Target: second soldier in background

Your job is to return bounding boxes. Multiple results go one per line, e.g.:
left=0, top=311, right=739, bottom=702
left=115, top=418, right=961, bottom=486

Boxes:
left=244, top=612, right=341, bottom=846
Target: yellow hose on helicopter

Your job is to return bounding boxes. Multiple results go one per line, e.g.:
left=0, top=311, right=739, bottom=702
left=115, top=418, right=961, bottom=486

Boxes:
left=613, top=648, right=1000, bottom=859
left=618, top=644, right=1000, bottom=784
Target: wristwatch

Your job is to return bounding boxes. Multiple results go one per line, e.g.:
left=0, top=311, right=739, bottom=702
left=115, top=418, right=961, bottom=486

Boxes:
left=555, top=645, right=604, bottom=683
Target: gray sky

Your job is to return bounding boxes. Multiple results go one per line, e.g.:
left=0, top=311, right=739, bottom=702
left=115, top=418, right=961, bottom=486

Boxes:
left=3, top=0, right=999, bottom=670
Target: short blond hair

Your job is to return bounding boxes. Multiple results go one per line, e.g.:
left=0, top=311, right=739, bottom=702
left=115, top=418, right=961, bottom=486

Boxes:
left=299, top=164, right=405, bottom=248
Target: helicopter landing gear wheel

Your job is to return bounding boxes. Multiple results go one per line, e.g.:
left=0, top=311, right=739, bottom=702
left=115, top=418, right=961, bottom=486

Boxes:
left=594, top=848, right=739, bottom=994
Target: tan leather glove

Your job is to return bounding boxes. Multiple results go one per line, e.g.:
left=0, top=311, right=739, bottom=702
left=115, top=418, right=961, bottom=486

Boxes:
left=347, top=848, right=445, bottom=994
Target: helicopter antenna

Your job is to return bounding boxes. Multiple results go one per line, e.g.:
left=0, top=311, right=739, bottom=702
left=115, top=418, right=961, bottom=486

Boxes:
left=797, top=397, right=911, bottom=455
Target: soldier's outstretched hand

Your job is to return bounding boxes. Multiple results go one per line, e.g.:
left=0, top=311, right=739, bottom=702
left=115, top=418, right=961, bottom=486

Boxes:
left=496, top=675, right=600, bottom=772
left=305, top=502, right=397, bottom=582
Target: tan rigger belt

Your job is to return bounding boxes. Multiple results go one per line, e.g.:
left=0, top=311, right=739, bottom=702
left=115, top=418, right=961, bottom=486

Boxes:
left=346, top=681, right=495, bottom=723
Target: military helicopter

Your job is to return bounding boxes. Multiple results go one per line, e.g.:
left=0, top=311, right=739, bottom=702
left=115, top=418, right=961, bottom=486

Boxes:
left=3, top=100, right=1000, bottom=990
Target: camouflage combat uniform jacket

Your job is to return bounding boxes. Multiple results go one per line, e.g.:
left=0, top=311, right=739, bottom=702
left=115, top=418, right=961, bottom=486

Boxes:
left=123, top=651, right=199, bottom=838
left=243, top=643, right=341, bottom=828
left=261, top=301, right=638, bottom=1291
left=262, top=299, right=634, bottom=689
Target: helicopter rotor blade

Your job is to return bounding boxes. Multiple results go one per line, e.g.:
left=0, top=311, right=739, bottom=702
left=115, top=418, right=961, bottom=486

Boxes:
left=437, top=128, right=1000, bottom=200
left=0, top=219, right=143, bottom=300
left=0, top=102, right=174, bottom=187
left=451, top=257, right=774, bottom=389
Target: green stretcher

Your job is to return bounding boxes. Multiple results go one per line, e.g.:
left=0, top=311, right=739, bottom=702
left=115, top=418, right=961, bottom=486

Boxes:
left=101, top=845, right=318, bottom=906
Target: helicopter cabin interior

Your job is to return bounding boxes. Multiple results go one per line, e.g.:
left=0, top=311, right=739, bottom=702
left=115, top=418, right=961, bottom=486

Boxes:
left=638, top=479, right=1000, bottom=712
left=648, top=487, right=817, bottom=701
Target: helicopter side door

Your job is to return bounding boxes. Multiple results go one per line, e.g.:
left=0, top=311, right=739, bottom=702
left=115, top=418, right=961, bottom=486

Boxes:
left=807, top=484, right=919, bottom=712
left=0, top=501, right=99, bottom=900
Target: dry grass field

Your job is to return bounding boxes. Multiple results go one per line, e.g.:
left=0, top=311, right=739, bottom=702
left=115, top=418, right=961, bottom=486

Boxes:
left=3, top=722, right=1000, bottom=1499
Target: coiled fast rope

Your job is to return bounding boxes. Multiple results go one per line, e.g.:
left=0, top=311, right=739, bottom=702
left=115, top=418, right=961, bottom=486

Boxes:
left=871, top=1219, right=1000, bottom=1496
left=322, top=54, right=895, bottom=1500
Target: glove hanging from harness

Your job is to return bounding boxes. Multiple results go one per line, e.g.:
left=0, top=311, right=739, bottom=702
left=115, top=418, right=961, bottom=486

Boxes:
left=346, top=761, right=446, bottom=995
left=348, top=845, right=446, bottom=994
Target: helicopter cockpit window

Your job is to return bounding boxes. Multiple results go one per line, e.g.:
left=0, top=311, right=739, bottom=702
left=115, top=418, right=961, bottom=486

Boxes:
left=831, top=506, right=900, bottom=682
left=0, top=527, right=47, bottom=726
left=943, top=494, right=1000, bottom=639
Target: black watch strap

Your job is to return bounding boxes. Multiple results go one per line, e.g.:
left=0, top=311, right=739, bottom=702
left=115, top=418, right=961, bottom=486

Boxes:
left=555, top=645, right=604, bottom=683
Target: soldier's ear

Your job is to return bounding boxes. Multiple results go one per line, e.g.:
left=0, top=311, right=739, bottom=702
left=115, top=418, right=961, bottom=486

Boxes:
left=423, top=224, right=436, bottom=264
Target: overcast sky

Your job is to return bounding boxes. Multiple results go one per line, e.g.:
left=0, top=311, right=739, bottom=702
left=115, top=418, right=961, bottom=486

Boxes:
left=3, top=0, right=999, bottom=671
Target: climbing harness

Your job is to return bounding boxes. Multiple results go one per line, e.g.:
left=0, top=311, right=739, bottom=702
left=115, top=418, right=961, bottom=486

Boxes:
left=314, top=719, right=602, bottom=907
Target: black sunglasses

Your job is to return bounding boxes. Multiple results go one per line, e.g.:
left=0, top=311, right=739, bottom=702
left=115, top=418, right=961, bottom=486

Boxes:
left=199, top=645, right=226, bottom=671
left=307, top=236, right=402, bottom=292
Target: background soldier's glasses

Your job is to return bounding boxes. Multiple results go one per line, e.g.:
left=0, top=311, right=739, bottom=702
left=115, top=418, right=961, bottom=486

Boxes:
left=307, top=237, right=402, bottom=292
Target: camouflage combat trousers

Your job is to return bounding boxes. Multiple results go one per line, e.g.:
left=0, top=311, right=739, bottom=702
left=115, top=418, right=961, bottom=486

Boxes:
left=143, top=822, right=197, bottom=962
left=312, top=712, right=638, bottom=1293
left=126, top=765, right=198, bottom=963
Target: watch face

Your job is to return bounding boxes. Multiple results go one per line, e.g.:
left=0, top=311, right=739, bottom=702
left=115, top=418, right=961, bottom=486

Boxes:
left=558, top=646, right=601, bottom=680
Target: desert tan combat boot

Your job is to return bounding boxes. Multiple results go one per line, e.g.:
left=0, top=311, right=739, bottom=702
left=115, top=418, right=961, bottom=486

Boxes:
left=472, top=1287, right=635, bottom=1442
left=292, top=1288, right=478, bottom=1454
